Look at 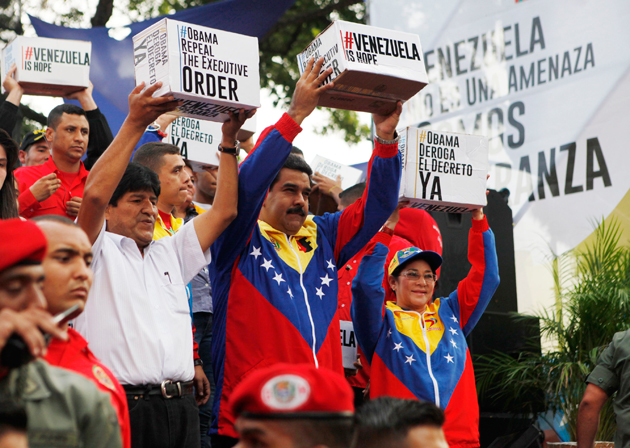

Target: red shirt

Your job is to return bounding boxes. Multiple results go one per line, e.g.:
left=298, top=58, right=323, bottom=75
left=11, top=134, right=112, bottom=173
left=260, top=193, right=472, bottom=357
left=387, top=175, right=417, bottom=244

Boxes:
left=45, top=327, right=131, bottom=448
left=15, top=157, right=89, bottom=219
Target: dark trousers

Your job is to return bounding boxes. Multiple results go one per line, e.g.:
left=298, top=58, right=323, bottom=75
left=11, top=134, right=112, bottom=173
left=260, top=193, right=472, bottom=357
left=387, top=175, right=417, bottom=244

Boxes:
left=127, top=392, right=200, bottom=448
left=193, top=312, right=215, bottom=448
left=210, top=435, right=237, bottom=448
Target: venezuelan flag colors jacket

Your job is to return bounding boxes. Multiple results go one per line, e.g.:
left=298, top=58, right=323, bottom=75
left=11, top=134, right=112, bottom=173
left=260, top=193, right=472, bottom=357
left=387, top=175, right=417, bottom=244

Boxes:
left=351, top=217, right=499, bottom=448
left=209, top=113, right=401, bottom=437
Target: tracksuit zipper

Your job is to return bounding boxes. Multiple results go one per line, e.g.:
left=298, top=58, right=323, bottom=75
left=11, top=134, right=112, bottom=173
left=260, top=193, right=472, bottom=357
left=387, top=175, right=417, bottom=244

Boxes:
left=285, top=234, right=319, bottom=368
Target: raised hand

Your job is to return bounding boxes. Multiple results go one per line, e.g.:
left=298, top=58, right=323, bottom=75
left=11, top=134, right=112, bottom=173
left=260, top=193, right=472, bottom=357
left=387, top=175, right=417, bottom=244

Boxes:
left=288, top=57, right=335, bottom=126
left=373, top=101, right=403, bottom=141
left=126, top=82, right=181, bottom=130
left=222, top=109, right=257, bottom=146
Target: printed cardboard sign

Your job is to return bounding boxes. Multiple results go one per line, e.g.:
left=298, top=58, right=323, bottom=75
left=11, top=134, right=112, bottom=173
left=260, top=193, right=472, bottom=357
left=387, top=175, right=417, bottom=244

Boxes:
left=133, top=18, right=260, bottom=123
left=2, top=36, right=91, bottom=96
left=310, top=155, right=363, bottom=190
left=297, top=20, right=428, bottom=114
left=340, top=320, right=358, bottom=370
left=399, top=128, right=488, bottom=213
left=166, top=115, right=256, bottom=166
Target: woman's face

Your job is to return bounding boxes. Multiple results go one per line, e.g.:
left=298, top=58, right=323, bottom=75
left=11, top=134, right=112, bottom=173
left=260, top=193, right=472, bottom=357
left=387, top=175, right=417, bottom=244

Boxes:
left=389, top=259, right=436, bottom=313
left=0, top=145, right=7, bottom=190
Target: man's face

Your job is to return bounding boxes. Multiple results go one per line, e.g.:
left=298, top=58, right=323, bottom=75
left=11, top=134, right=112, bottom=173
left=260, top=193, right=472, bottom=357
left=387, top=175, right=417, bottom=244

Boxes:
left=0, top=264, right=46, bottom=312
left=20, top=142, right=51, bottom=166
left=105, top=190, right=158, bottom=250
left=234, top=417, right=298, bottom=448
left=157, top=153, right=188, bottom=208
left=46, top=113, right=89, bottom=163
left=194, top=164, right=218, bottom=200
left=260, top=169, right=311, bottom=235
left=404, top=425, right=449, bottom=448
left=37, top=221, right=93, bottom=316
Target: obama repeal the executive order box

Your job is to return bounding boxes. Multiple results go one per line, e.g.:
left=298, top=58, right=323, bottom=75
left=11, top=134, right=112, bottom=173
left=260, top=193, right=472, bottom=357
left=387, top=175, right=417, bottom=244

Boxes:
left=165, top=115, right=256, bottom=167
left=297, top=20, right=428, bottom=115
left=133, top=18, right=260, bottom=123
left=399, top=129, right=488, bottom=213
left=2, top=36, right=91, bottom=96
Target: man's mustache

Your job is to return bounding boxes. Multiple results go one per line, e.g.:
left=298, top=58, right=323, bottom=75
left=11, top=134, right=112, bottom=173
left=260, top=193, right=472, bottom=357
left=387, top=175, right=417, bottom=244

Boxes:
left=287, top=207, right=306, bottom=216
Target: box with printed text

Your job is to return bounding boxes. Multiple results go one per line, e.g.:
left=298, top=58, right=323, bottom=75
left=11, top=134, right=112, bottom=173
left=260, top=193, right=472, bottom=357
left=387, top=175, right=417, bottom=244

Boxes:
left=310, top=155, right=363, bottom=190
left=133, top=18, right=260, bottom=123
left=399, top=128, right=488, bottom=213
left=297, top=20, right=428, bottom=115
left=1, top=36, right=91, bottom=96
left=165, top=115, right=256, bottom=167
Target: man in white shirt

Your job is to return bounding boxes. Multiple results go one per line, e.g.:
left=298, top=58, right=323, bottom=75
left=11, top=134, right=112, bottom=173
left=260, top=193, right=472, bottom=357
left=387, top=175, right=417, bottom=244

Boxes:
left=75, top=82, right=253, bottom=448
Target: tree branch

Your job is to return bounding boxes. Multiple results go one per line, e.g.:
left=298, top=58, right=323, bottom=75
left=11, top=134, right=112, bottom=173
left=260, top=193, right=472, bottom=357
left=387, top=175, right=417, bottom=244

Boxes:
left=91, top=0, right=114, bottom=27
left=277, top=0, right=363, bottom=25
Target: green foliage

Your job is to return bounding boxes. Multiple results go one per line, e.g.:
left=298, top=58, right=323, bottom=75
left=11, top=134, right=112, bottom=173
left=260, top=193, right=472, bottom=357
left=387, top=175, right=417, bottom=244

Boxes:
left=476, top=218, right=630, bottom=441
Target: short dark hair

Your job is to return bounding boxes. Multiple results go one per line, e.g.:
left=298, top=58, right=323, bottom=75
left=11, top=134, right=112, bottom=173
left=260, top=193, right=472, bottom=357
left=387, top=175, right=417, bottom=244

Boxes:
left=132, top=142, right=181, bottom=174
left=283, top=418, right=353, bottom=448
left=352, top=397, right=445, bottom=448
left=270, top=154, right=313, bottom=190
left=0, top=129, right=19, bottom=219
left=32, top=215, right=79, bottom=227
left=290, top=146, right=304, bottom=156
left=47, top=104, right=86, bottom=130
left=0, top=397, right=27, bottom=435
left=110, top=163, right=161, bottom=206
left=339, top=182, right=366, bottom=207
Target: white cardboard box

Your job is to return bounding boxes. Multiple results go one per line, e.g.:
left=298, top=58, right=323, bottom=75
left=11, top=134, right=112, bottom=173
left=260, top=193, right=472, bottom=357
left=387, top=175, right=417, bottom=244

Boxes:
left=165, top=115, right=256, bottom=167
left=1, top=36, right=91, bottom=96
left=297, top=20, right=428, bottom=115
left=310, top=155, right=363, bottom=190
left=133, top=18, right=260, bottom=123
left=399, top=128, right=488, bottom=213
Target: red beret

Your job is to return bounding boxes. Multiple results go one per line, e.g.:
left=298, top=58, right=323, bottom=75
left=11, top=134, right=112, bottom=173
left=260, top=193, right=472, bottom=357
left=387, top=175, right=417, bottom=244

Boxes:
left=0, top=219, right=47, bottom=272
left=230, top=363, right=354, bottom=419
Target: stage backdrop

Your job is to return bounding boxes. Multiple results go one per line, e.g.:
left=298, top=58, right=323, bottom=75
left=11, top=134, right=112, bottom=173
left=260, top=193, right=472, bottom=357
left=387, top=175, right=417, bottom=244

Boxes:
left=367, top=0, right=630, bottom=313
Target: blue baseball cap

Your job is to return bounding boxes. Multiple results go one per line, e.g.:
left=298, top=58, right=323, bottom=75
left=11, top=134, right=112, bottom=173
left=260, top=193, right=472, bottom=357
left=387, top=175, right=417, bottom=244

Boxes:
left=388, top=247, right=442, bottom=276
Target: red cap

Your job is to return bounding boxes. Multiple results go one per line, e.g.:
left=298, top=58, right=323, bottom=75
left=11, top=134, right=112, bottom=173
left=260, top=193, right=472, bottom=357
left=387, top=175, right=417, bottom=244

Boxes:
left=230, top=363, right=354, bottom=419
left=0, top=219, right=47, bottom=272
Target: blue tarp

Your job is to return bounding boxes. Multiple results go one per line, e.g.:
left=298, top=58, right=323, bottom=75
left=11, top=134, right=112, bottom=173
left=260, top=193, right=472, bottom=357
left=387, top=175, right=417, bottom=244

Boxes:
left=30, top=0, right=296, bottom=132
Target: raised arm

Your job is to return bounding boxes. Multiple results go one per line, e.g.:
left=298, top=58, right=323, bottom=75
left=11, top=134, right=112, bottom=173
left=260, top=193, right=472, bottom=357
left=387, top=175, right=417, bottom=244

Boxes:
left=77, top=83, right=179, bottom=243
left=351, top=240, right=391, bottom=365
left=1, top=64, right=24, bottom=134
left=211, top=57, right=333, bottom=268
left=450, top=209, right=500, bottom=335
left=192, top=109, right=254, bottom=252
left=316, top=103, right=402, bottom=268
left=66, top=82, right=114, bottom=170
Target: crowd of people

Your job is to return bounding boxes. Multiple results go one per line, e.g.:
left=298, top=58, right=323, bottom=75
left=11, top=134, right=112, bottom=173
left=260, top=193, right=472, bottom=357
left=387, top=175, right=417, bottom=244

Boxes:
left=0, top=54, right=505, bottom=448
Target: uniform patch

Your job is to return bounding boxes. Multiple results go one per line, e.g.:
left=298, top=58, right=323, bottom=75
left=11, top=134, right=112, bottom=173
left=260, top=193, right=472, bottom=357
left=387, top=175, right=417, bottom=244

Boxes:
left=261, top=374, right=310, bottom=410
left=297, top=237, right=313, bottom=253
left=92, top=365, right=116, bottom=392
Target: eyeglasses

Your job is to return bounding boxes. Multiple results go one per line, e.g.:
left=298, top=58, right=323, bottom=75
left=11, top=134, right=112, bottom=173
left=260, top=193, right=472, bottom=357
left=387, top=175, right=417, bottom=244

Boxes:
left=399, top=270, right=436, bottom=284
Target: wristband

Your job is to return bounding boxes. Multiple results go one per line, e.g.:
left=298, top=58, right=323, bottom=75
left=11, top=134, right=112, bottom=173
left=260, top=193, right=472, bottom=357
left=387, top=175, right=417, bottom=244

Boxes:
left=380, top=226, right=395, bottom=236
left=194, top=358, right=204, bottom=367
left=328, top=185, right=342, bottom=194
left=374, top=131, right=399, bottom=145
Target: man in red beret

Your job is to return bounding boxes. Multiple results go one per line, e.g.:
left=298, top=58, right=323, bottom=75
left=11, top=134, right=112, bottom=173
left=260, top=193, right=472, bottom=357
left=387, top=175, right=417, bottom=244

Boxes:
left=229, top=364, right=354, bottom=448
left=0, top=218, right=122, bottom=448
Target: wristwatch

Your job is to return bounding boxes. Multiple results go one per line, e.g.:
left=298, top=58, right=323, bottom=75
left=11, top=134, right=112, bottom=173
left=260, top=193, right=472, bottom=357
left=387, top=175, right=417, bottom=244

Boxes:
left=218, top=140, right=240, bottom=156
left=194, top=358, right=204, bottom=367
